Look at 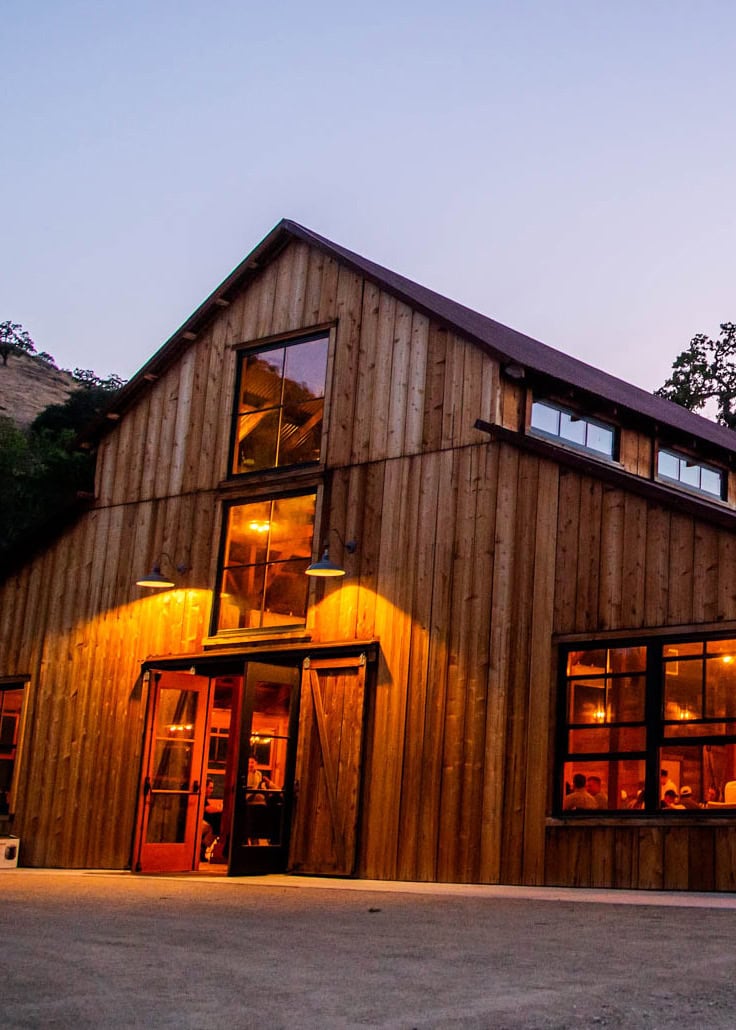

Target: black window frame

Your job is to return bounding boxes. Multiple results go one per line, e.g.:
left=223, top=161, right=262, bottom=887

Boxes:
left=656, top=446, right=725, bottom=501
left=211, top=488, right=318, bottom=637
left=228, top=330, right=330, bottom=479
left=529, top=398, right=617, bottom=462
left=556, top=631, right=736, bottom=818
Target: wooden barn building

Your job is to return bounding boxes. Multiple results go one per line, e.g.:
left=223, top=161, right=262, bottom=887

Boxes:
left=4, top=219, right=736, bottom=890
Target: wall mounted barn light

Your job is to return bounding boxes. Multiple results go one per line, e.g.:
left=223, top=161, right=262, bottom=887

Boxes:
left=305, top=531, right=358, bottom=578
left=136, top=553, right=189, bottom=589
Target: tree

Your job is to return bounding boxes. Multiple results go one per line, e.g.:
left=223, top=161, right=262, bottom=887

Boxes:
left=656, top=323, right=736, bottom=429
left=0, top=321, right=35, bottom=366
left=0, top=367, right=126, bottom=571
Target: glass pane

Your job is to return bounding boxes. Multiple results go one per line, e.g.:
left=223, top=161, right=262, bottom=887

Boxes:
left=530, top=401, right=559, bottom=435
left=151, top=740, right=194, bottom=790
left=562, top=759, right=646, bottom=811
left=706, top=639, right=736, bottom=655
left=0, top=688, right=23, bottom=804
left=283, top=335, right=328, bottom=400
left=586, top=422, right=614, bottom=457
left=278, top=399, right=323, bottom=467
left=567, top=649, right=606, bottom=677
left=568, top=679, right=607, bottom=723
left=232, top=410, right=280, bottom=473
left=608, top=647, right=646, bottom=674
left=663, top=641, right=703, bottom=659
left=665, top=720, right=736, bottom=738
left=224, top=502, right=271, bottom=567
left=264, top=559, right=310, bottom=622
left=706, top=654, right=736, bottom=719
left=244, top=667, right=297, bottom=846
left=157, top=689, right=197, bottom=737
left=678, top=459, right=700, bottom=489
left=657, top=450, right=679, bottom=480
left=146, top=794, right=189, bottom=843
left=659, top=745, right=736, bottom=808
left=270, top=494, right=316, bottom=559
left=238, top=349, right=284, bottom=410
left=700, top=466, right=722, bottom=497
left=218, top=566, right=267, bottom=631
left=569, top=725, right=646, bottom=753
left=559, top=411, right=586, bottom=446
left=607, top=675, right=646, bottom=721
left=663, top=658, right=703, bottom=721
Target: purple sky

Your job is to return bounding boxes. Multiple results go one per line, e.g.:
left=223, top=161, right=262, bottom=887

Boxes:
left=2, top=1, right=735, bottom=395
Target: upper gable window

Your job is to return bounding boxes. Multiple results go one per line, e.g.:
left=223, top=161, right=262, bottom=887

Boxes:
left=231, top=332, right=329, bottom=475
left=530, top=399, right=615, bottom=460
left=657, top=448, right=724, bottom=500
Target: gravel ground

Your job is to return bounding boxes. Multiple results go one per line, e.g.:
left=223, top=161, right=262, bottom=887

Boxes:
left=2, top=870, right=735, bottom=1029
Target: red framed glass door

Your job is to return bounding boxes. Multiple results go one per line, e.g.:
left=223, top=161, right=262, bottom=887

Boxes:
left=135, top=671, right=210, bottom=873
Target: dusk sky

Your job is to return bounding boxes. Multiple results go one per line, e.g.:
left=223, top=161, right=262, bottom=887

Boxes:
left=3, top=2, right=735, bottom=393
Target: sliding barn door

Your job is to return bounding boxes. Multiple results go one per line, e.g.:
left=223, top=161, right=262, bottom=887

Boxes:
left=289, top=655, right=367, bottom=875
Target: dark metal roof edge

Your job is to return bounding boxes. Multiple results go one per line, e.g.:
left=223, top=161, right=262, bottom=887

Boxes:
left=78, top=218, right=736, bottom=457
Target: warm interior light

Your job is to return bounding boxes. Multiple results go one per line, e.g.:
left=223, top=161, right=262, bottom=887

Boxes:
left=723, top=655, right=734, bottom=664
left=248, top=520, right=271, bottom=534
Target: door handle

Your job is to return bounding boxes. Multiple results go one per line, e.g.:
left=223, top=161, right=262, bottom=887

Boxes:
left=191, top=780, right=200, bottom=795
left=143, top=776, right=151, bottom=797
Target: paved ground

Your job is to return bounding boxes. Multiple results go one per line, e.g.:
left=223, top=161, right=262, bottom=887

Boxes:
left=3, top=870, right=736, bottom=1029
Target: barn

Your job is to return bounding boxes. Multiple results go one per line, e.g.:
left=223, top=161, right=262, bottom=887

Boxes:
left=3, top=219, right=736, bottom=889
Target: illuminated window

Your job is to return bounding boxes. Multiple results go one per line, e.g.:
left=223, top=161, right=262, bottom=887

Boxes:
left=215, top=493, right=316, bottom=633
left=530, top=399, right=615, bottom=459
left=0, top=684, right=25, bottom=817
left=559, top=636, right=736, bottom=815
left=231, top=333, right=329, bottom=475
left=657, top=448, right=724, bottom=500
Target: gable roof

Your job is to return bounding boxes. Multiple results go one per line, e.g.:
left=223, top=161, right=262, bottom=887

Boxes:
left=80, top=219, right=736, bottom=460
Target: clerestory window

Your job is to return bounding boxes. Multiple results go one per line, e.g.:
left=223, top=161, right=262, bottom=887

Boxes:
left=530, top=399, right=616, bottom=460
left=656, top=448, right=724, bottom=500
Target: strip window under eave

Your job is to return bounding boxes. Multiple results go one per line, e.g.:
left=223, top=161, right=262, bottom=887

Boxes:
left=530, top=400, right=616, bottom=461
left=657, top=448, right=724, bottom=501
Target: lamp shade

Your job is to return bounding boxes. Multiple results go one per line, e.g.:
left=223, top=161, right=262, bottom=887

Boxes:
left=305, top=548, right=346, bottom=577
left=136, top=565, right=176, bottom=589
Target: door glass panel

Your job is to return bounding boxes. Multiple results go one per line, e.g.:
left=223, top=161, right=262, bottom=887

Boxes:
left=146, top=794, right=189, bottom=843
left=241, top=666, right=297, bottom=850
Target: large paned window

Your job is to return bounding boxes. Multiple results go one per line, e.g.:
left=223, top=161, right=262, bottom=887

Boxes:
left=530, top=399, right=616, bottom=460
left=0, top=684, right=25, bottom=816
left=559, top=635, right=736, bottom=814
left=657, top=447, right=724, bottom=500
left=231, top=333, right=329, bottom=475
left=216, top=493, right=316, bottom=633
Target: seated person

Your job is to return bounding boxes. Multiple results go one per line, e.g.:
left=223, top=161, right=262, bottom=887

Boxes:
left=563, top=773, right=597, bottom=810
left=203, top=778, right=223, bottom=836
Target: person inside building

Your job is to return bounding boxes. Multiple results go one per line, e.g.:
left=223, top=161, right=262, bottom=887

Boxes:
left=661, top=788, right=683, bottom=809
left=563, top=772, right=598, bottom=810
left=660, top=768, right=677, bottom=799
left=679, top=785, right=700, bottom=810
left=586, top=775, right=609, bottom=809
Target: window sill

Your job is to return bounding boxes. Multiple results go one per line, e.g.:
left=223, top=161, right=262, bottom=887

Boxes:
left=547, top=814, right=736, bottom=827
left=202, top=628, right=312, bottom=650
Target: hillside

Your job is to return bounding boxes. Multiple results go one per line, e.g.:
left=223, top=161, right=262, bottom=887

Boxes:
left=0, top=352, right=78, bottom=428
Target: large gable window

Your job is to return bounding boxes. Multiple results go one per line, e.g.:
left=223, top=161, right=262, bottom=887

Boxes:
left=231, top=333, right=329, bottom=475
left=559, top=635, right=736, bottom=815
left=215, top=492, right=316, bottom=633
left=530, top=399, right=616, bottom=460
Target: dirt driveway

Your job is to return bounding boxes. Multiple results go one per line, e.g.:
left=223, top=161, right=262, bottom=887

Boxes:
left=2, top=870, right=735, bottom=1028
